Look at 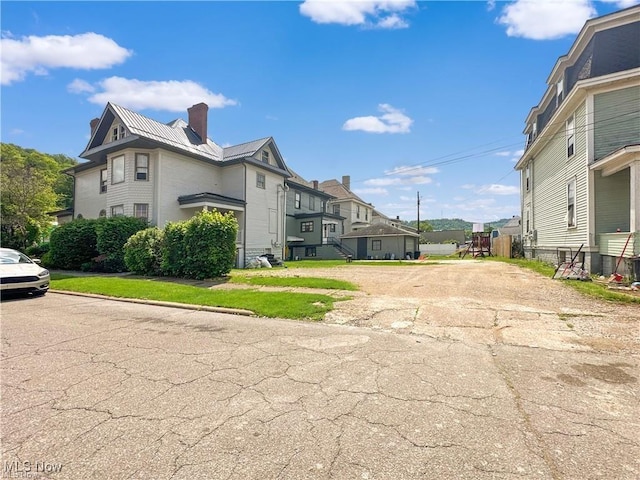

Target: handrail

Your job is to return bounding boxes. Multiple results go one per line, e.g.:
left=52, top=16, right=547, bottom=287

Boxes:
left=328, top=238, right=355, bottom=257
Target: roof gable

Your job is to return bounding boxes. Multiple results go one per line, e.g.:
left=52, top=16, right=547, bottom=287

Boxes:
left=319, top=179, right=369, bottom=205
left=81, top=102, right=224, bottom=162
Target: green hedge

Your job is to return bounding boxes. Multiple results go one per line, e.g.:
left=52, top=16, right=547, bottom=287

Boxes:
left=48, top=219, right=99, bottom=270
left=95, top=216, right=148, bottom=272
left=182, top=210, right=238, bottom=279
left=124, top=227, right=164, bottom=276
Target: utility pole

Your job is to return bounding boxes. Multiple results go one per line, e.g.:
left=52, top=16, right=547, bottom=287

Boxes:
left=416, top=191, right=420, bottom=235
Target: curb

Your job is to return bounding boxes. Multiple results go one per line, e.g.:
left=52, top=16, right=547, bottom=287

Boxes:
left=50, top=290, right=256, bottom=316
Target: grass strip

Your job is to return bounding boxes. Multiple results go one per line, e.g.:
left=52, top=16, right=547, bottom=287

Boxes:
left=491, top=257, right=640, bottom=304
left=51, top=276, right=338, bottom=320
left=230, top=275, right=358, bottom=291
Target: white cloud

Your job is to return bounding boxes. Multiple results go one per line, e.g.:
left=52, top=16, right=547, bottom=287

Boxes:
left=67, top=78, right=95, bottom=93
left=72, top=77, right=237, bottom=112
left=365, top=175, right=433, bottom=187
left=353, top=187, right=389, bottom=196
left=461, top=184, right=476, bottom=190
left=479, top=184, right=520, bottom=195
left=601, top=0, right=640, bottom=6
left=299, top=0, right=416, bottom=29
left=343, top=104, right=413, bottom=134
left=1, top=32, right=131, bottom=85
left=9, top=128, right=25, bottom=135
left=385, top=165, right=439, bottom=176
left=497, top=0, right=597, bottom=40
left=495, top=151, right=511, bottom=157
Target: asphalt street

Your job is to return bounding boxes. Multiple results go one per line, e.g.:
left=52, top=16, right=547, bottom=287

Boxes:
left=1, top=292, right=638, bottom=479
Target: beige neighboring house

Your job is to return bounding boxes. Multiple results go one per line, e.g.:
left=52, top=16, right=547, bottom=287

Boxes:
left=65, top=102, right=291, bottom=268
left=319, top=175, right=374, bottom=233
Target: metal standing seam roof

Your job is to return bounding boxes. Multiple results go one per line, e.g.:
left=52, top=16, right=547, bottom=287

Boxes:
left=110, top=103, right=224, bottom=161
left=223, top=138, right=271, bottom=161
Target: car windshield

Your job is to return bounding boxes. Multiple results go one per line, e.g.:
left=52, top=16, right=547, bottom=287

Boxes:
left=0, top=251, right=34, bottom=264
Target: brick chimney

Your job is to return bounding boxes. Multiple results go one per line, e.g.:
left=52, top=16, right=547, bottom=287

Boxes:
left=187, top=103, right=209, bottom=144
left=342, top=175, right=351, bottom=190
left=90, top=118, right=100, bottom=136
left=312, top=180, right=318, bottom=190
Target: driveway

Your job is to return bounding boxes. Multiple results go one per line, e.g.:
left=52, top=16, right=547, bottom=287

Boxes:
left=1, top=261, right=638, bottom=479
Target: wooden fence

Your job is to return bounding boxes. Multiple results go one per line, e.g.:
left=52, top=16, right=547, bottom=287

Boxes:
left=493, top=235, right=512, bottom=258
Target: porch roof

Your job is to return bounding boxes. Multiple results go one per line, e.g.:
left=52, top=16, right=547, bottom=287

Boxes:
left=178, top=192, right=245, bottom=212
left=590, top=144, right=640, bottom=177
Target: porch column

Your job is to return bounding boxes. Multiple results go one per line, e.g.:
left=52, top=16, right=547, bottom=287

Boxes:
left=631, top=160, right=640, bottom=232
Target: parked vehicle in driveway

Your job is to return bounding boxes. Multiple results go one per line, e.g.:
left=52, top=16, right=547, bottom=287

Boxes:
left=0, top=248, right=50, bottom=296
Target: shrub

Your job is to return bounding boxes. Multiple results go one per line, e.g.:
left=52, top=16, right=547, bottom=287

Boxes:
left=124, top=227, right=164, bottom=276
left=26, top=242, right=50, bottom=259
left=161, top=221, right=188, bottom=277
left=95, top=216, right=148, bottom=272
left=48, top=219, right=99, bottom=269
left=182, top=210, right=238, bottom=279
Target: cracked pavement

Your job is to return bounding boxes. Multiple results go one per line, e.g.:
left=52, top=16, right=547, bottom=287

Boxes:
left=1, top=261, right=639, bottom=479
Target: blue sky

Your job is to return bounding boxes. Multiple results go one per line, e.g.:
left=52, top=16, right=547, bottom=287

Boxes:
left=1, top=0, right=636, bottom=223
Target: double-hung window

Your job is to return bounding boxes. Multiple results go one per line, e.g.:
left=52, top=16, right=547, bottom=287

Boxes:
left=525, top=164, right=530, bottom=192
left=567, top=178, right=576, bottom=228
left=301, top=221, right=314, bottom=232
left=333, top=204, right=340, bottom=216
left=135, top=154, right=149, bottom=181
left=262, top=150, right=269, bottom=163
left=309, top=196, right=315, bottom=210
left=566, top=115, right=575, bottom=158
left=294, top=192, right=301, bottom=209
left=100, top=169, right=108, bottom=193
left=112, top=155, right=125, bottom=184
left=256, top=173, right=266, bottom=189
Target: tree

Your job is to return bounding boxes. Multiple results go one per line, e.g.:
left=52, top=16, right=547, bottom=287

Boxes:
left=1, top=144, right=59, bottom=248
left=0, top=144, right=78, bottom=249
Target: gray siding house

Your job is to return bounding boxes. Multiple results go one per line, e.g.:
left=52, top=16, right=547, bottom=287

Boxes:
left=285, top=171, right=345, bottom=260
left=66, top=102, right=291, bottom=268
left=341, top=224, right=420, bottom=260
left=515, top=6, right=640, bottom=277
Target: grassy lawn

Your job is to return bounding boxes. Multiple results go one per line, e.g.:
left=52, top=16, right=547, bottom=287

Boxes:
left=51, top=275, right=339, bottom=320
left=230, top=274, right=358, bottom=290
left=490, top=257, right=640, bottom=304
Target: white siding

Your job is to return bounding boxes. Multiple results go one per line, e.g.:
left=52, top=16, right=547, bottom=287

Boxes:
left=155, top=151, right=222, bottom=226
left=243, top=164, right=285, bottom=257
left=74, top=167, right=106, bottom=218
left=104, top=149, right=155, bottom=219
left=531, top=101, right=590, bottom=248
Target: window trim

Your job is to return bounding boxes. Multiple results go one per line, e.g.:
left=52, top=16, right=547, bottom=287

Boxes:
left=110, top=204, right=124, bottom=217
left=305, top=246, right=316, bottom=257
left=135, top=153, right=149, bottom=181
left=372, top=239, right=382, bottom=251
left=261, top=150, right=270, bottom=163
left=525, top=164, right=530, bottom=192
left=301, top=221, right=314, bottom=232
left=134, top=203, right=149, bottom=221
left=256, top=172, right=266, bottom=189
left=112, top=155, right=125, bottom=184
left=294, top=191, right=301, bottom=209
left=309, top=196, right=315, bottom=210
left=111, top=124, right=126, bottom=142
left=329, top=224, right=336, bottom=233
